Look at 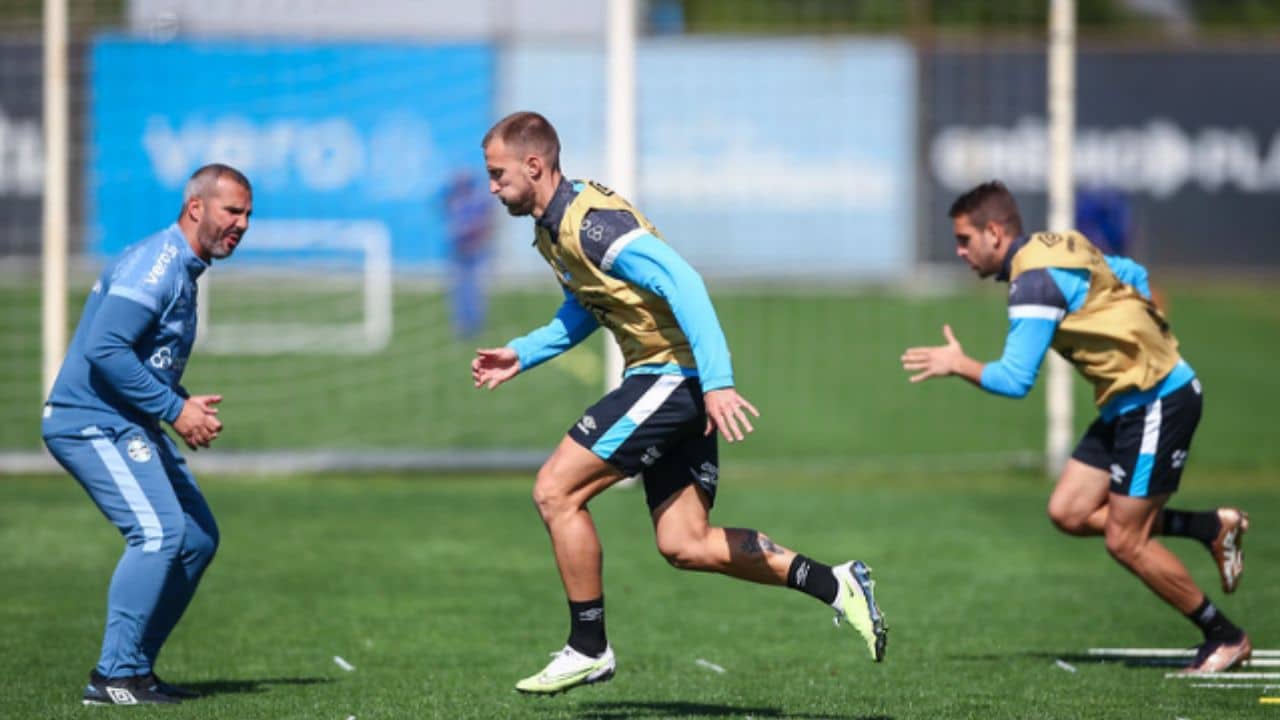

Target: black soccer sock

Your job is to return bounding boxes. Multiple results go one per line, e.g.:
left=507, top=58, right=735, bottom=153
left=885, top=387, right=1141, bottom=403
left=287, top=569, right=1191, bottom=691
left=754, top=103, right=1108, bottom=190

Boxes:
left=787, top=554, right=839, bottom=605
left=567, top=597, right=608, bottom=658
left=1186, top=596, right=1244, bottom=644
left=1160, top=509, right=1220, bottom=546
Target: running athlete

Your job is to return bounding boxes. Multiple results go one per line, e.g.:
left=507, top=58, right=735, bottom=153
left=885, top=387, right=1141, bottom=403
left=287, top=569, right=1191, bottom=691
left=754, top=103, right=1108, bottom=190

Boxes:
left=901, top=180, right=1250, bottom=674
left=474, top=111, right=888, bottom=694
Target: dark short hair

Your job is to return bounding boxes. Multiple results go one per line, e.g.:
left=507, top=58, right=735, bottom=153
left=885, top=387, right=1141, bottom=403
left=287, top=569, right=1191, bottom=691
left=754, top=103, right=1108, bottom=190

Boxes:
left=177, top=163, right=251, bottom=220
left=948, top=180, right=1023, bottom=237
left=482, top=111, right=561, bottom=171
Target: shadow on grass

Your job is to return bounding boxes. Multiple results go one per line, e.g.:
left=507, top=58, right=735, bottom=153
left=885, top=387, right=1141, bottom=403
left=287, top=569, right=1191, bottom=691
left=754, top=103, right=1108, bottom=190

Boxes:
left=176, top=676, right=333, bottom=697
left=1025, top=651, right=1195, bottom=668
left=945, top=650, right=1196, bottom=669
left=575, top=701, right=890, bottom=719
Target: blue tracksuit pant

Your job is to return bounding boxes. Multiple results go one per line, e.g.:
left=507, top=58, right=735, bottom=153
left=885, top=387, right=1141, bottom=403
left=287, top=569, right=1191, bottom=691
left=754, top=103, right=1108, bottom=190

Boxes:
left=43, top=412, right=218, bottom=678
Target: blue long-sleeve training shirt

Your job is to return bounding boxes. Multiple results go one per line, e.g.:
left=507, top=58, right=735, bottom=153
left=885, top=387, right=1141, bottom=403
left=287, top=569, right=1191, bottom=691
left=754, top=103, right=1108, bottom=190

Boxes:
left=980, top=237, right=1191, bottom=419
left=44, top=224, right=206, bottom=431
left=508, top=180, right=734, bottom=390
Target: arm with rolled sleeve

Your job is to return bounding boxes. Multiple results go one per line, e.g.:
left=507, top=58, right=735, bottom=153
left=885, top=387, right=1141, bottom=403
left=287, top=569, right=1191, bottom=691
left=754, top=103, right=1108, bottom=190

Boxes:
left=506, top=287, right=600, bottom=372
left=85, top=294, right=186, bottom=422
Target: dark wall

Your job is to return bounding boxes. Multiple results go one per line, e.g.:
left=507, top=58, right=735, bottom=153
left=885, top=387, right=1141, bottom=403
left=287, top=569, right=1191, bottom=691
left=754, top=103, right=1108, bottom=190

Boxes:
left=922, top=46, right=1280, bottom=269
left=0, top=38, right=87, bottom=258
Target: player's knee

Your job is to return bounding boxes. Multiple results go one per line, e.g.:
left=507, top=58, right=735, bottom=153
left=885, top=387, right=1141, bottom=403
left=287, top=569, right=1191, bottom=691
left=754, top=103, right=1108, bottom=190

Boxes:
left=1104, top=527, right=1143, bottom=566
left=184, top=520, right=220, bottom=568
left=656, top=532, right=710, bottom=570
left=1047, top=499, right=1089, bottom=536
left=531, top=472, right=572, bottom=523
left=128, top=514, right=185, bottom=557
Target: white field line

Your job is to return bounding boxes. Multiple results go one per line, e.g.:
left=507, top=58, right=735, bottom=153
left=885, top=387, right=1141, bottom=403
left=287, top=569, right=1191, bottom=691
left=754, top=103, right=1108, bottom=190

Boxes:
left=1190, top=683, right=1280, bottom=689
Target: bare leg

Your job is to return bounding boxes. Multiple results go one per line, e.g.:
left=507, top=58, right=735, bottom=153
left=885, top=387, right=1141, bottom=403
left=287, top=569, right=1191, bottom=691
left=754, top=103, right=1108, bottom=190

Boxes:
left=1047, top=459, right=1111, bottom=536
left=1105, top=492, right=1205, bottom=613
left=651, top=483, right=797, bottom=584
left=531, top=436, right=625, bottom=601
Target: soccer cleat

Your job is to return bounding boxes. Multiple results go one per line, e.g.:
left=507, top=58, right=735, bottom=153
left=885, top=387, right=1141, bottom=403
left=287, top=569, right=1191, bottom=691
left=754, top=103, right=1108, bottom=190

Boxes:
left=515, top=644, right=616, bottom=695
left=1211, top=507, right=1248, bottom=594
left=82, top=670, right=182, bottom=705
left=149, top=673, right=201, bottom=699
left=831, top=560, right=887, bottom=662
left=1181, top=634, right=1253, bottom=674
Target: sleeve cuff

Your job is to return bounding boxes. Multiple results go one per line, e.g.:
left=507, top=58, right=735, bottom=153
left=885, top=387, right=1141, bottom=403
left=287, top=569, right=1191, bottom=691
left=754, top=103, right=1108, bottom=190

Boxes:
left=163, top=394, right=186, bottom=424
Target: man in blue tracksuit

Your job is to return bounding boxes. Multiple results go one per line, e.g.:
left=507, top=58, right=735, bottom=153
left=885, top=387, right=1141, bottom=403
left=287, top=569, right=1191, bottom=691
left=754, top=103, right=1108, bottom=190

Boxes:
left=42, top=164, right=251, bottom=705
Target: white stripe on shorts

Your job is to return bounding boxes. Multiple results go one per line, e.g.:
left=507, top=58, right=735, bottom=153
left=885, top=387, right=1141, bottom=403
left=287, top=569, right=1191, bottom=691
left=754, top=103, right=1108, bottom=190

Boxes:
left=625, top=374, right=685, bottom=425
left=1139, top=397, right=1163, bottom=456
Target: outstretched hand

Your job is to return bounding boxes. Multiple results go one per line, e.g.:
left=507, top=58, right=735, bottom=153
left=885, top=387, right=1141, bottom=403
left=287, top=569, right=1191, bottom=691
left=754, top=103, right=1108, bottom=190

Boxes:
left=472, top=347, right=521, bottom=390
left=703, top=388, right=760, bottom=443
left=901, top=324, right=967, bottom=383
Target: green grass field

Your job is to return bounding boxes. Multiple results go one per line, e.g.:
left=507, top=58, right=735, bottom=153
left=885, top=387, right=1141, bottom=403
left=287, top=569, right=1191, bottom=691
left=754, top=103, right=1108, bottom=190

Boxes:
left=4, top=279, right=1280, bottom=470
left=1, top=467, right=1276, bottom=719
left=2, top=277, right=1277, bottom=717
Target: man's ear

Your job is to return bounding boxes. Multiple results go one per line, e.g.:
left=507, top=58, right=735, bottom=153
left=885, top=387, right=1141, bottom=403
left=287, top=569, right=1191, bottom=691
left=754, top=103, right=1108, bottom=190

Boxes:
left=186, top=197, right=203, bottom=223
left=524, top=153, right=543, bottom=180
left=986, top=220, right=1009, bottom=248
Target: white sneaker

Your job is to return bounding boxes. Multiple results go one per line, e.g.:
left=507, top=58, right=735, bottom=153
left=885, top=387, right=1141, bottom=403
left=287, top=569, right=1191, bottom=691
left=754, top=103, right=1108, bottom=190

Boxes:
left=515, top=645, right=616, bottom=694
left=831, top=560, right=887, bottom=662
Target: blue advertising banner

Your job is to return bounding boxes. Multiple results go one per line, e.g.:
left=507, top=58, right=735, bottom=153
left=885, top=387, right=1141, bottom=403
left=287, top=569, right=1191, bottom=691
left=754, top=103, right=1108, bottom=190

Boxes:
left=500, top=38, right=916, bottom=279
left=90, top=37, right=494, bottom=265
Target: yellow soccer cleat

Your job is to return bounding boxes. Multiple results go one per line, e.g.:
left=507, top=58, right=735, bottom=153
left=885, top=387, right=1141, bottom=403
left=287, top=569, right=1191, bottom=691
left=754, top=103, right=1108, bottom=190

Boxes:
left=515, top=645, right=616, bottom=695
left=831, top=561, right=888, bottom=662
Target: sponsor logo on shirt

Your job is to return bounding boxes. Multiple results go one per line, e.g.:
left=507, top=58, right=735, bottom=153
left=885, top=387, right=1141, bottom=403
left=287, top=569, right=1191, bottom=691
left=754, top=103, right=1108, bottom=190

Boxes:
left=145, top=244, right=180, bottom=285
left=576, top=415, right=597, bottom=435
left=150, top=346, right=173, bottom=369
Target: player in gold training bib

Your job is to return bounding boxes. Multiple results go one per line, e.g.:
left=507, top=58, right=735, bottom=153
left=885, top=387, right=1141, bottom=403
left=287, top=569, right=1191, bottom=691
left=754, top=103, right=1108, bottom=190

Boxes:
left=474, top=111, right=887, bottom=695
left=901, top=181, right=1250, bottom=674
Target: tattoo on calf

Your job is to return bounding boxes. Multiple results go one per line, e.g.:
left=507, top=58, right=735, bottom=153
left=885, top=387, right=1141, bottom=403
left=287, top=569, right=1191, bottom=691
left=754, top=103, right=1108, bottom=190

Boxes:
left=739, top=530, right=784, bottom=556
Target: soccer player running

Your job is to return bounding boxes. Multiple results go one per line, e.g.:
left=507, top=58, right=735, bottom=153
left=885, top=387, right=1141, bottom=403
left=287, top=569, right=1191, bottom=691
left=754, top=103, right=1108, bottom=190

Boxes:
left=42, top=164, right=250, bottom=704
left=474, top=111, right=887, bottom=694
left=901, top=181, right=1249, bottom=674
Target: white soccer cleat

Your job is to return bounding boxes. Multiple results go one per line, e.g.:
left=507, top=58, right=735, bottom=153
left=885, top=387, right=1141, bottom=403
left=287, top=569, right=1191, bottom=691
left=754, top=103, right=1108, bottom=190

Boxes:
left=1211, top=507, right=1248, bottom=593
left=515, top=645, right=616, bottom=695
left=831, top=560, right=888, bottom=662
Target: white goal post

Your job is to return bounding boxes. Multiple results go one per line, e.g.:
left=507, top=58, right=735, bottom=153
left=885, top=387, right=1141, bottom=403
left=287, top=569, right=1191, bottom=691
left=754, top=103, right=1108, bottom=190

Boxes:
left=196, top=219, right=393, bottom=356
left=1046, top=0, right=1077, bottom=476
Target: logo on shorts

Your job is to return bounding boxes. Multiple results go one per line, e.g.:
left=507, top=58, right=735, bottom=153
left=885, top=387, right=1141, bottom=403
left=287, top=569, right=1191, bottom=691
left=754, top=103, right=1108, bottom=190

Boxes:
left=1109, top=463, right=1126, bottom=485
left=576, top=415, right=597, bottom=435
left=690, top=461, right=719, bottom=489
left=641, top=445, right=662, bottom=466
left=126, top=436, right=152, bottom=463
left=1171, top=449, right=1188, bottom=469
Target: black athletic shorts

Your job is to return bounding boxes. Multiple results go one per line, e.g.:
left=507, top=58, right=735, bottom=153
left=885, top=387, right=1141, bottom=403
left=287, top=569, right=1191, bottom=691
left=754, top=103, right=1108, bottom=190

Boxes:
left=568, top=373, right=718, bottom=513
left=1072, top=378, right=1203, bottom=498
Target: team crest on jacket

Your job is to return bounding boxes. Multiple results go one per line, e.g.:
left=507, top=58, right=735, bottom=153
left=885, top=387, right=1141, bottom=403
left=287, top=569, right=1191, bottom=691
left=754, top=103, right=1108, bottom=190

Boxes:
left=126, top=436, right=152, bottom=463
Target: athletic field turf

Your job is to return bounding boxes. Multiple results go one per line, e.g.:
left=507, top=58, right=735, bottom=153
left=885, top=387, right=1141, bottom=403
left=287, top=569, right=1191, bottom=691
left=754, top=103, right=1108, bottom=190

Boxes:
left=2, top=466, right=1276, bottom=718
